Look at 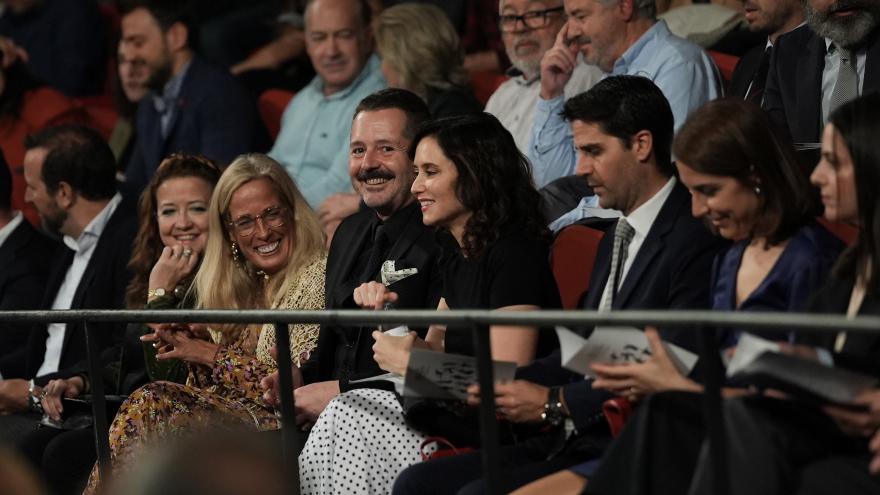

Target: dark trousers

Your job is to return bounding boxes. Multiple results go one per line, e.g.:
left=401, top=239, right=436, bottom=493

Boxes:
left=586, top=392, right=873, bottom=495
left=796, top=456, right=880, bottom=495
left=585, top=391, right=708, bottom=495
left=18, top=426, right=96, bottom=495
left=393, top=428, right=609, bottom=495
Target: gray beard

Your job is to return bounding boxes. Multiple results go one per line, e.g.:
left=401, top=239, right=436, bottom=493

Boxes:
left=804, top=1, right=879, bottom=48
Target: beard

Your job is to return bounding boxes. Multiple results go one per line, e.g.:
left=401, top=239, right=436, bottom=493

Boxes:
left=39, top=206, right=67, bottom=239
left=144, top=52, right=174, bottom=93
left=804, top=0, right=880, bottom=48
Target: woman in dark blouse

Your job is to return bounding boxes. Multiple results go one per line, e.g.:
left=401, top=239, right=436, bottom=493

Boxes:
left=298, top=113, right=559, bottom=495
left=514, top=99, right=848, bottom=495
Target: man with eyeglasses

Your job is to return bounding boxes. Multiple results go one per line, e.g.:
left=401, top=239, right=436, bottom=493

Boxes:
left=529, top=0, right=721, bottom=182
left=485, top=0, right=602, bottom=187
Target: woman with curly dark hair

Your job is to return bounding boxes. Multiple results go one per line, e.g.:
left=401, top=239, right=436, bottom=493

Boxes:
left=298, top=113, right=561, bottom=495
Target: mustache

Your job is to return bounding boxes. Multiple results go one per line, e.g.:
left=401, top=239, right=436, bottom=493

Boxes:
left=824, top=0, right=873, bottom=16
left=356, top=169, right=394, bottom=182
left=567, top=35, right=590, bottom=46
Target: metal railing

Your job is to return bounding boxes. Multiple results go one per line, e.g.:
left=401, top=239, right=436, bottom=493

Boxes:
left=2, top=309, right=879, bottom=495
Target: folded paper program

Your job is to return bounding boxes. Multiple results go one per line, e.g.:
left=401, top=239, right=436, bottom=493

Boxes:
left=381, top=260, right=418, bottom=286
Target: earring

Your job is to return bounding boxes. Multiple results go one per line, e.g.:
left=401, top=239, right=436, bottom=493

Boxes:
left=230, top=241, right=241, bottom=265
left=754, top=185, right=761, bottom=196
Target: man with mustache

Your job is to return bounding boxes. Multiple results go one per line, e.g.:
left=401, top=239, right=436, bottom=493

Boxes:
left=263, top=88, right=442, bottom=430
left=729, top=0, right=804, bottom=100
left=120, top=0, right=263, bottom=197
left=528, top=0, right=721, bottom=181
left=764, top=0, right=880, bottom=143
left=269, top=0, right=386, bottom=242
left=485, top=0, right=603, bottom=186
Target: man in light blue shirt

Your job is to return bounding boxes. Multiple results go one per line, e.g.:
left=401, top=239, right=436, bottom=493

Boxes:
left=529, top=0, right=721, bottom=178
left=269, top=0, right=386, bottom=230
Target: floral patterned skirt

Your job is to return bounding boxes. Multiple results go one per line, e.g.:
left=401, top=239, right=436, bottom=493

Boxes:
left=82, top=379, right=278, bottom=494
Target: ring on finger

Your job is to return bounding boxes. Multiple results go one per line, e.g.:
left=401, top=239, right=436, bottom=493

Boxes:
left=182, top=248, right=193, bottom=257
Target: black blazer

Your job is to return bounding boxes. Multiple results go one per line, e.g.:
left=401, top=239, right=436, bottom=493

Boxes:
left=0, top=219, right=57, bottom=378
left=517, top=181, right=727, bottom=430
left=800, top=272, right=880, bottom=376
left=302, top=203, right=442, bottom=387
left=123, top=56, right=266, bottom=196
left=729, top=43, right=767, bottom=98
left=22, top=198, right=138, bottom=386
left=764, top=25, right=880, bottom=144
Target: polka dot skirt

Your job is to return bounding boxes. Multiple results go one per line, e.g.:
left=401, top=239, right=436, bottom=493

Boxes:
left=299, top=388, right=425, bottom=494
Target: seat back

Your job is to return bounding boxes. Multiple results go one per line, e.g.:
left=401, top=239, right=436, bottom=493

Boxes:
left=259, top=89, right=296, bottom=141
left=469, top=71, right=508, bottom=107
left=551, top=225, right=605, bottom=309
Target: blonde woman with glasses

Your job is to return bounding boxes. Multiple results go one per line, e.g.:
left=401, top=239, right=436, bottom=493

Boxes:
left=83, top=154, right=327, bottom=493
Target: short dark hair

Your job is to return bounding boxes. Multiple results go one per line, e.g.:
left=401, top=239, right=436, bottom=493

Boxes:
left=829, top=92, right=880, bottom=292
left=25, top=125, right=118, bottom=201
left=673, top=98, right=817, bottom=246
left=118, top=0, right=196, bottom=47
left=561, top=75, right=675, bottom=176
left=354, top=88, right=431, bottom=140
left=410, top=113, right=548, bottom=258
left=0, top=150, right=10, bottom=210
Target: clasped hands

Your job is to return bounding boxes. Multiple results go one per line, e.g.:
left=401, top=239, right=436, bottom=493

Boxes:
left=140, top=323, right=218, bottom=366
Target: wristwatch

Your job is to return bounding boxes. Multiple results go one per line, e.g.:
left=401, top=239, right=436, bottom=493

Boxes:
left=27, top=379, right=43, bottom=414
left=147, top=287, right=167, bottom=302
left=541, top=386, right=567, bottom=426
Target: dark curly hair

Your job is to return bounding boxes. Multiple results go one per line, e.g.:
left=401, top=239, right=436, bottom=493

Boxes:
left=125, top=153, right=221, bottom=308
left=410, top=112, right=548, bottom=258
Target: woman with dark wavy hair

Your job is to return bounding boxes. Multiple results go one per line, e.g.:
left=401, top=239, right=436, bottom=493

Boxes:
left=298, top=113, right=561, bottom=495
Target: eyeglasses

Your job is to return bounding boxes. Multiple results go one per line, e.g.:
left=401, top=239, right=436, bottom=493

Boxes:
left=228, top=206, right=287, bottom=237
left=498, top=7, right=565, bottom=33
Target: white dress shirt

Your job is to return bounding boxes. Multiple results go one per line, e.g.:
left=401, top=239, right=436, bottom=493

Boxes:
left=0, top=211, right=23, bottom=249
left=597, top=177, right=677, bottom=308
left=36, top=193, right=121, bottom=377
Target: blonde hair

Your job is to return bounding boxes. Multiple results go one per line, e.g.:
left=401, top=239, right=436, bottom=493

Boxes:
left=194, top=154, right=325, bottom=335
left=374, top=3, right=469, bottom=101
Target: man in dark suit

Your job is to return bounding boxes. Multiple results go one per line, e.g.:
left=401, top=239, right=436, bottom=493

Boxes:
left=264, top=88, right=443, bottom=427
left=0, top=125, right=137, bottom=443
left=393, top=76, right=726, bottom=495
left=120, top=0, right=265, bottom=197
left=0, top=152, right=57, bottom=379
left=763, top=0, right=880, bottom=144
left=728, top=0, right=803, bottom=100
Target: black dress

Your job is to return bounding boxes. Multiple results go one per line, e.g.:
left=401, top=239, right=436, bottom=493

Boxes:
left=440, top=231, right=561, bottom=357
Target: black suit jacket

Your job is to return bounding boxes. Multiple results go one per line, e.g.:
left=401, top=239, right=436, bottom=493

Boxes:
left=0, top=218, right=57, bottom=378
left=123, top=56, right=266, bottom=196
left=301, top=203, right=442, bottom=387
left=764, top=25, right=880, bottom=144
left=729, top=43, right=766, bottom=98
left=517, top=181, right=727, bottom=430
left=800, top=273, right=880, bottom=377
left=20, top=198, right=138, bottom=386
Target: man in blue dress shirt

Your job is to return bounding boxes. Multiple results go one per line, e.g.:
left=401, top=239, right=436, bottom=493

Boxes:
left=528, top=0, right=721, bottom=179
left=269, top=0, right=386, bottom=240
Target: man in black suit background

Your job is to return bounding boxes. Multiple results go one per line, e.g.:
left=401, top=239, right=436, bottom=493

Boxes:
left=0, top=152, right=56, bottom=379
left=393, top=76, right=726, bottom=495
left=729, top=0, right=804, bottom=100
left=265, top=88, right=443, bottom=427
left=0, top=126, right=137, bottom=443
left=120, top=0, right=265, bottom=196
left=764, top=0, right=880, bottom=144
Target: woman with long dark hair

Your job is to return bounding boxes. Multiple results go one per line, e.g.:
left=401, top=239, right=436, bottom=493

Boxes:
left=298, top=113, right=561, bottom=495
